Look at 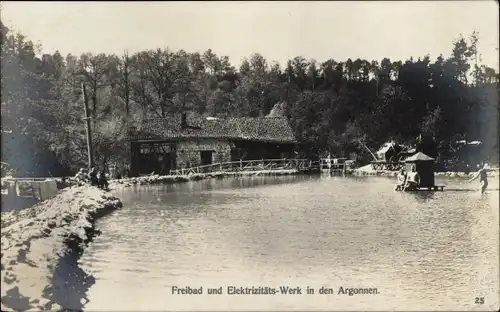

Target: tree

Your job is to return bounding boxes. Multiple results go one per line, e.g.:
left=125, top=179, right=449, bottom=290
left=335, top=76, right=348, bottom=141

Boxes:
left=117, top=51, right=131, bottom=116
left=1, top=21, right=499, bottom=176
left=77, top=53, right=114, bottom=120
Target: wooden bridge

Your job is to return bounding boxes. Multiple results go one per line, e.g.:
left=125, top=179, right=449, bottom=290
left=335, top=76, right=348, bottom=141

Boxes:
left=169, top=158, right=320, bottom=176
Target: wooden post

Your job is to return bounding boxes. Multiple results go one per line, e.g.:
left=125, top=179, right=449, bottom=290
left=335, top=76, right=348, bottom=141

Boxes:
left=31, top=182, right=37, bottom=200
left=82, top=83, right=94, bottom=171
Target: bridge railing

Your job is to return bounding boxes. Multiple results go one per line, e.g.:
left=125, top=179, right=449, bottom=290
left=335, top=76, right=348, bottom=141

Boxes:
left=169, top=158, right=318, bottom=176
left=318, top=159, right=353, bottom=170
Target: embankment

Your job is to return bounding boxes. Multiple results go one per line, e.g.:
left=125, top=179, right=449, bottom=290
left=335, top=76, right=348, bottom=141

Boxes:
left=109, top=169, right=300, bottom=189
left=1, top=186, right=122, bottom=311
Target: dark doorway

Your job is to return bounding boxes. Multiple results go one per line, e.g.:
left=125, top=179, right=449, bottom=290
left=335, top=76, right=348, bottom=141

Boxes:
left=158, top=153, right=172, bottom=175
left=200, top=151, right=213, bottom=165
left=200, top=151, right=213, bottom=172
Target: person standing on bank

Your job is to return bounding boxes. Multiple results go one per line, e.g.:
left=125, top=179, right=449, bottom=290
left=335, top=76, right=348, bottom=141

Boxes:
left=468, top=164, right=489, bottom=194
left=98, top=170, right=109, bottom=190
left=88, top=167, right=99, bottom=186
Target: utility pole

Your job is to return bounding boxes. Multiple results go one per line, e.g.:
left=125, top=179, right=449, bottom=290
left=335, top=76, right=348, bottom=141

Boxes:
left=82, top=83, right=94, bottom=171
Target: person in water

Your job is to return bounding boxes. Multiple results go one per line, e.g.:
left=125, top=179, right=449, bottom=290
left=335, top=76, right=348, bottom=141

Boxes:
left=396, top=168, right=407, bottom=190
left=404, top=165, right=420, bottom=191
left=469, top=164, right=489, bottom=194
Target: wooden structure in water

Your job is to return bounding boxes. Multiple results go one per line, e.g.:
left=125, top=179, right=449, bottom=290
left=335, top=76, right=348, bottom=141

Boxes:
left=319, top=157, right=354, bottom=174
left=396, top=152, right=445, bottom=192
left=395, top=184, right=445, bottom=192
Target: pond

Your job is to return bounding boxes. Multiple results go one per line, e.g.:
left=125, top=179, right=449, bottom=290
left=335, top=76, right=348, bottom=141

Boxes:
left=77, top=175, right=499, bottom=311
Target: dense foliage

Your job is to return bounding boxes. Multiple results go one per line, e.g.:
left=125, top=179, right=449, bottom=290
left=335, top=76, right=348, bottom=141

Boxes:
left=1, top=21, right=498, bottom=177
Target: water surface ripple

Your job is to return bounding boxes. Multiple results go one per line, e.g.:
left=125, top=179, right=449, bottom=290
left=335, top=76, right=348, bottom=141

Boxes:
left=78, top=175, right=499, bottom=311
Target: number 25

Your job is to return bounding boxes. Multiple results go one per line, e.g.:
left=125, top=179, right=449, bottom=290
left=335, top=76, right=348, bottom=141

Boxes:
left=475, top=297, right=484, bottom=304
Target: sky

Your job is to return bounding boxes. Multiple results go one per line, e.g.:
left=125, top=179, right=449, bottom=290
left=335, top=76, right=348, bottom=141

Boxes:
left=1, top=1, right=498, bottom=69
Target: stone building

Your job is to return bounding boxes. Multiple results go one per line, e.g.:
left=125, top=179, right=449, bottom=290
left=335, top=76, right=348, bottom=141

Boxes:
left=129, top=112, right=297, bottom=176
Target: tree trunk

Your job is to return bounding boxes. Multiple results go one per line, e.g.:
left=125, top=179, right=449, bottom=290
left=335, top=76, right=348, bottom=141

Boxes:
left=92, top=84, right=97, bottom=122
left=123, top=54, right=130, bottom=116
left=125, top=87, right=130, bottom=116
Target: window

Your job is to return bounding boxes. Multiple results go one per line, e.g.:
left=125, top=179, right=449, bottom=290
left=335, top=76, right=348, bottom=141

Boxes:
left=139, top=143, right=172, bottom=155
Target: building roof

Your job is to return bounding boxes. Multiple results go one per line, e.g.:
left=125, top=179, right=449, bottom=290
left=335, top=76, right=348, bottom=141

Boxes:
left=132, top=113, right=297, bottom=144
left=456, top=140, right=482, bottom=146
left=404, top=152, right=435, bottom=162
left=377, top=142, right=400, bottom=155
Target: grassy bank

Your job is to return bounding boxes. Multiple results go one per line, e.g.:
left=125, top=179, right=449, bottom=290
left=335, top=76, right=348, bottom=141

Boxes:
left=109, top=169, right=300, bottom=189
left=1, top=186, right=122, bottom=311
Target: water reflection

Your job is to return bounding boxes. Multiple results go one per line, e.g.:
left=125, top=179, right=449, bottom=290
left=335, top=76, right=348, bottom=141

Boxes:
left=46, top=247, right=96, bottom=310
left=77, top=175, right=498, bottom=311
left=42, top=228, right=104, bottom=311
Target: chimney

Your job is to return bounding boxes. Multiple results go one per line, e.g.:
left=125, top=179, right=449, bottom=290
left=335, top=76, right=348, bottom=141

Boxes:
left=181, top=112, right=187, bottom=128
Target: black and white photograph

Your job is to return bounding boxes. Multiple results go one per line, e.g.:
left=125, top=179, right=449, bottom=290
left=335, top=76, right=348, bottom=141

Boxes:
left=1, top=1, right=499, bottom=311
